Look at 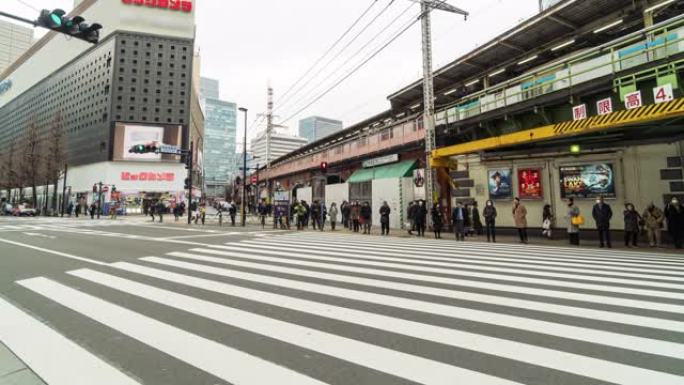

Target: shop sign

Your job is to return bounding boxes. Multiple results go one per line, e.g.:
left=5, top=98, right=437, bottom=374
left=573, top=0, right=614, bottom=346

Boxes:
left=488, top=168, right=512, bottom=200
left=653, top=83, right=674, bottom=104
left=596, top=98, right=613, bottom=115
left=122, top=0, right=193, bottom=12
left=572, top=104, right=587, bottom=121
left=559, top=163, right=616, bottom=199
left=362, top=154, right=399, bottom=168
left=624, top=90, right=642, bottom=110
left=121, top=172, right=176, bottom=182
left=517, top=168, right=543, bottom=200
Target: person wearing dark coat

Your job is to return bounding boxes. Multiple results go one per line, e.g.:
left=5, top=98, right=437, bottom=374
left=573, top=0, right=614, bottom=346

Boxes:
left=379, top=201, right=391, bottom=235
left=623, top=203, right=641, bottom=248
left=414, top=200, right=427, bottom=237
left=341, top=201, right=350, bottom=228
left=592, top=196, right=613, bottom=248
left=311, top=200, right=321, bottom=230
left=228, top=202, right=237, bottom=226
left=360, top=202, right=372, bottom=234
left=407, top=201, right=417, bottom=235
left=302, top=201, right=310, bottom=228
left=482, top=200, right=497, bottom=242
left=431, top=203, right=444, bottom=239
left=665, top=197, right=684, bottom=249
left=350, top=201, right=361, bottom=232
left=472, top=201, right=483, bottom=236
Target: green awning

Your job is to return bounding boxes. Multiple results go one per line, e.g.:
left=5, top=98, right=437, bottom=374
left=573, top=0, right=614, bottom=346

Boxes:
left=347, top=160, right=416, bottom=183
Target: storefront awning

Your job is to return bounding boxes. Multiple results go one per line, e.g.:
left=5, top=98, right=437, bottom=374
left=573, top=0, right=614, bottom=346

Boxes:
left=348, top=160, right=417, bottom=183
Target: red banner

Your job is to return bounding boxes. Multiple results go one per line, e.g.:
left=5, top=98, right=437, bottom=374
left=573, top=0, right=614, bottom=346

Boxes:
left=518, top=168, right=543, bottom=200
left=121, top=172, right=175, bottom=182
left=122, top=0, right=193, bottom=13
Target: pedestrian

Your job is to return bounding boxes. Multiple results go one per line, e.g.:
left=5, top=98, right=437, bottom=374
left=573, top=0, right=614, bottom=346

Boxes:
left=360, top=201, right=372, bottom=234
left=149, top=202, right=156, bottom=222
left=89, top=202, right=97, bottom=219
left=542, top=204, right=554, bottom=239
left=295, top=201, right=306, bottom=230
left=258, top=199, right=268, bottom=229
left=623, top=203, right=641, bottom=248
left=414, top=200, right=427, bottom=237
left=200, top=204, right=206, bottom=225
left=302, top=200, right=311, bottom=228
left=67, top=202, right=74, bottom=217
left=512, top=197, right=528, bottom=244
left=340, top=201, right=350, bottom=228
left=642, top=203, right=664, bottom=247
left=379, top=201, right=391, bottom=235
left=110, top=202, right=118, bottom=220
left=431, top=202, right=443, bottom=239
left=229, top=201, right=237, bottom=226
left=464, top=204, right=473, bottom=237
left=351, top=201, right=361, bottom=232
left=329, top=203, right=338, bottom=231
left=592, top=196, right=613, bottom=248
left=407, top=201, right=416, bottom=235
left=452, top=201, right=466, bottom=241
left=472, top=201, right=483, bottom=236
left=310, top=200, right=321, bottom=230
left=665, top=197, right=684, bottom=249
left=566, top=198, right=581, bottom=246
left=483, top=200, right=497, bottom=242
left=319, top=201, right=327, bottom=231
left=157, top=200, right=165, bottom=223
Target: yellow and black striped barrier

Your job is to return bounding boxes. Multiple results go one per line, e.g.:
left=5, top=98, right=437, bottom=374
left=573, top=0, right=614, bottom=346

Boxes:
left=431, top=97, right=684, bottom=163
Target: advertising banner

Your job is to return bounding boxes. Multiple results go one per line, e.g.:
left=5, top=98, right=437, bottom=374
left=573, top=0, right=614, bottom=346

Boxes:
left=123, top=125, right=163, bottom=161
left=559, top=163, right=616, bottom=199
left=518, top=168, right=543, bottom=200
left=488, top=168, right=512, bottom=200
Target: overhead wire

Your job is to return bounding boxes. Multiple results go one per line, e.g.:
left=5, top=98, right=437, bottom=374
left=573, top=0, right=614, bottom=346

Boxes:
left=274, top=0, right=398, bottom=115
left=278, top=7, right=426, bottom=125
left=13, top=0, right=39, bottom=12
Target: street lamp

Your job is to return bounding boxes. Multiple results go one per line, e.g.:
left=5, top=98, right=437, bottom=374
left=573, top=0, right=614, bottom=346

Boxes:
left=239, top=107, right=248, bottom=227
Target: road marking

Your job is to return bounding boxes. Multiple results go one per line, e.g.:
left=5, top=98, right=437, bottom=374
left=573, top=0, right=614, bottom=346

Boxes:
left=162, top=232, right=243, bottom=240
left=111, top=260, right=684, bottom=358
left=0, top=239, right=107, bottom=266
left=69, top=268, right=520, bottom=385
left=165, top=251, right=684, bottom=314
left=22, top=232, right=57, bottom=239
left=203, top=245, right=683, bottom=300
left=0, top=296, right=142, bottom=385
left=259, top=239, right=684, bottom=275
left=17, top=277, right=328, bottom=385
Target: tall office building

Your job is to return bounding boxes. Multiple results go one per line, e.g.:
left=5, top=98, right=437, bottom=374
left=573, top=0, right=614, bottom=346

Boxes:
left=200, top=77, right=237, bottom=198
left=0, top=20, right=33, bottom=75
left=298, top=116, right=343, bottom=143
left=251, top=131, right=307, bottom=164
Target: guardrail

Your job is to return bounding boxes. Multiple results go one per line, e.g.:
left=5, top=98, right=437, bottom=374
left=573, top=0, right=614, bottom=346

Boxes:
left=435, top=14, right=684, bottom=126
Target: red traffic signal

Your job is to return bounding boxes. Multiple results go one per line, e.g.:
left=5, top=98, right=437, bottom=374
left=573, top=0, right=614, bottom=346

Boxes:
left=251, top=175, right=258, bottom=184
left=320, top=162, right=328, bottom=171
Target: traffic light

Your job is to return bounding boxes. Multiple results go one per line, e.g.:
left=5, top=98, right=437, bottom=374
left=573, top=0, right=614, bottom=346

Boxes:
left=36, top=9, right=102, bottom=44
left=320, top=162, right=329, bottom=172
left=128, top=143, right=158, bottom=154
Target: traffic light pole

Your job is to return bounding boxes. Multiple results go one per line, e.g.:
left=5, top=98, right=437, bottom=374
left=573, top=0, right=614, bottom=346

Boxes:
left=97, top=181, right=103, bottom=219
left=187, top=142, right=193, bottom=225
left=0, top=11, right=37, bottom=27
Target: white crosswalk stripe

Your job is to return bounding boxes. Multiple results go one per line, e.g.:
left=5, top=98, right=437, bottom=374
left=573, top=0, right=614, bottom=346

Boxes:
left=4, top=232, right=684, bottom=384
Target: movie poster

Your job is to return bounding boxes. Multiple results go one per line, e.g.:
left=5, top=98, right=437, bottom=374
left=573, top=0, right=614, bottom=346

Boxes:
left=518, top=168, right=543, bottom=200
left=559, top=163, right=616, bottom=199
left=488, top=168, right=512, bottom=200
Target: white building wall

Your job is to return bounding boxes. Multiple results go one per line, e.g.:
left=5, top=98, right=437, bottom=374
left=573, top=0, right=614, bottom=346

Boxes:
left=325, top=183, right=348, bottom=208
left=372, top=178, right=403, bottom=229
left=296, top=186, right=312, bottom=204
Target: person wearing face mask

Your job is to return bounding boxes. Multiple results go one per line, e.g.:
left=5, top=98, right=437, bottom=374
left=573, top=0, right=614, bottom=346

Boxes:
left=482, top=200, right=497, bottom=242
left=414, top=200, right=427, bottom=237
left=665, top=197, right=684, bottom=249
left=566, top=197, right=581, bottom=246
left=642, top=203, right=665, bottom=247
left=592, top=196, right=613, bottom=248
left=452, top=201, right=466, bottom=241
left=623, top=203, right=641, bottom=248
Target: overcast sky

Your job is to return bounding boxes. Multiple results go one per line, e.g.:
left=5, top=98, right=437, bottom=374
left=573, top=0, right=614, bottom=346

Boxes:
left=4, top=0, right=539, bottom=143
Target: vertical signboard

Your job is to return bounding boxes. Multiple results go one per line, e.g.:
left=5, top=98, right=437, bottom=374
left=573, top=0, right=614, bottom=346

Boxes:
left=488, top=169, right=512, bottom=200
left=518, top=168, right=543, bottom=200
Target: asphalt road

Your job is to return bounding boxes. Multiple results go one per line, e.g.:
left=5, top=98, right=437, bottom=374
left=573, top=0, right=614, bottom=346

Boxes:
left=0, top=215, right=683, bottom=385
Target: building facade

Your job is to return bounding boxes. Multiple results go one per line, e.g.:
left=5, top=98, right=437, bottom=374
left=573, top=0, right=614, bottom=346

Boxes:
left=298, top=116, right=343, bottom=143
left=0, top=0, right=196, bottom=213
left=250, top=131, right=308, bottom=165
left=199, top=77, right=219, bottom=100
left=0, top=20, right=33, bottom=75
left=203, top=98, right=237, bottom=198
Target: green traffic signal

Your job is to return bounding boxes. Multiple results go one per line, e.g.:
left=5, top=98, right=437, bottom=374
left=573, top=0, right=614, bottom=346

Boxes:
left=50, top=13, right=62, bottom=27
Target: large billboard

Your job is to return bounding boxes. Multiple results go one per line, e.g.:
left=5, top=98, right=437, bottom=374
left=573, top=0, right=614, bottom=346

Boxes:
left=122, top=125, right=164, bottom=161
left=560, top=163, right=616, bottom=199
left=488, top=168, right=513, bottom=200
left=518, top=168, right=543, bottom=200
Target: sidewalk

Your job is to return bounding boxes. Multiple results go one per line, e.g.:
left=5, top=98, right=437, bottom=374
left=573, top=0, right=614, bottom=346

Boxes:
left=0, top=342, right=45, bottom=385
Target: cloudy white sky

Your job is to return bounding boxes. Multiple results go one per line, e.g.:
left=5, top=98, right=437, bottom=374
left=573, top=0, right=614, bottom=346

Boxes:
left=3, top=0, right=540, bottom=141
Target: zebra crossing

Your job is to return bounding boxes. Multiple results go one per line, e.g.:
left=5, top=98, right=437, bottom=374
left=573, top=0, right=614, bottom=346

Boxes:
left=0, top=217, right=151, bottom=232
left=2, top=232, right=684, bottom=384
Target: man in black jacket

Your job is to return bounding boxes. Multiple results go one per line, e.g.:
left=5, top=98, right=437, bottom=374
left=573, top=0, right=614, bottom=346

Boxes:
left=592, top=196, right=613, bottom=248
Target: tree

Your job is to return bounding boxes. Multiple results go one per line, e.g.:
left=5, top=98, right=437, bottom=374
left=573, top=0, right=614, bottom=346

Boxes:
left=19, top=120, right=42, bottom=208
left=1, top=137, right=17, bottom=201
left=45, top=111, right=66, bottom=215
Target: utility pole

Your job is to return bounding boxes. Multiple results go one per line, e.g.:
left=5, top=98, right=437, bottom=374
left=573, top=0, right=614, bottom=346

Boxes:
left=418, top=0, right=467, bottom=222
left=186, top=142, right=193, bottom=225
left=239, top=107, right=248, bottom=227
left=265, top=83, right=274, bottom=207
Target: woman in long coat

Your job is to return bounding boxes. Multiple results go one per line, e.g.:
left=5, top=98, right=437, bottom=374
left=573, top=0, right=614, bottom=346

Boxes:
left=512, top=197, right=528, bottom=244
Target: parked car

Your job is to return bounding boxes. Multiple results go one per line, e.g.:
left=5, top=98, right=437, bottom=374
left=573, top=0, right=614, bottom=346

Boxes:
left=14, top=204, right=37, bottom=216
